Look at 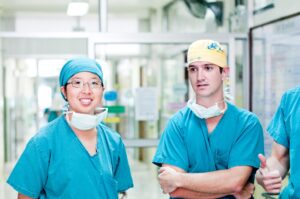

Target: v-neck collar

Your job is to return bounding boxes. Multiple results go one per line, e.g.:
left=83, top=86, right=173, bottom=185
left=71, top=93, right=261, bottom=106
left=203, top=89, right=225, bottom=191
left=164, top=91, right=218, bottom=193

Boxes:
left=202, top=102, right=230, bottom=138
left=63, top=116, right=100, bottom=158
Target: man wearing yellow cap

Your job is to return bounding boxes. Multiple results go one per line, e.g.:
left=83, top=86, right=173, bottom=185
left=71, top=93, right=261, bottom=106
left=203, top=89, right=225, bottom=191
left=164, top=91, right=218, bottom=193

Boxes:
left=153, top=40, right=264, bottom=198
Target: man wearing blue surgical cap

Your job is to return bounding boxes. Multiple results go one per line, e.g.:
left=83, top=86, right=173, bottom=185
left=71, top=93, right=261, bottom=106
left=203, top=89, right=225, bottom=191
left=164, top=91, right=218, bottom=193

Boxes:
left=7, top=57, right=133, bottom=199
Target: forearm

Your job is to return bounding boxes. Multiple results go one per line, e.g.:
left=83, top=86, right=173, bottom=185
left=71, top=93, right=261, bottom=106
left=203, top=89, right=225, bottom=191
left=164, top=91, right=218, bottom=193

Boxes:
left=267, top=156, right=289, bottom=178
left=177, top=166, right=252, bottom=194
left=18, top=193, right=34, bottom=199
left=267, top=142, right=290, bottom=178
left=256, top=143, right=289, bottom=193
left=170, top=188, right=229, bottom=199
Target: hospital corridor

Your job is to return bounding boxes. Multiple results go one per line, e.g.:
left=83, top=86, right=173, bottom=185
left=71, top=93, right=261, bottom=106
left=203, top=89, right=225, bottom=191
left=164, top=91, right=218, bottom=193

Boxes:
left=0, top=0, right=300, bottom=198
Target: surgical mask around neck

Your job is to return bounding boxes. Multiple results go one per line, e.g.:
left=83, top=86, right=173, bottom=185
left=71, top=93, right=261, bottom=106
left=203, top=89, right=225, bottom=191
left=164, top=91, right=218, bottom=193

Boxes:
left=65, top=107, right=108, bottom=131
left=187, top=99, right=226, bottom=119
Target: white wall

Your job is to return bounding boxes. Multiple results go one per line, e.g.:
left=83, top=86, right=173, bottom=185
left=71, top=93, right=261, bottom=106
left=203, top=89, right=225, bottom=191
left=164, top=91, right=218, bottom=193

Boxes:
left=0, top=14, right=15, bottom=31
left=253, top=0, right=300, bottom=27
left=14, top=12, right=142, bottom=33
left=0, top=38, right=4, bottom=179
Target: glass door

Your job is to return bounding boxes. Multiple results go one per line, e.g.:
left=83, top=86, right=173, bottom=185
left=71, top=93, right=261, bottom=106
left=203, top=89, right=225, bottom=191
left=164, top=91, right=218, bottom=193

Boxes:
left=250, top=14, right=300, bottom=156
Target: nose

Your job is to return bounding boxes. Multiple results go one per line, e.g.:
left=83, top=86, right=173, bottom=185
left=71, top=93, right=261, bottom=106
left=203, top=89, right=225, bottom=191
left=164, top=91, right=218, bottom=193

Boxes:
left=81, top=82, right=92, bottom=93
left=196, top=68, right=205, bottom=81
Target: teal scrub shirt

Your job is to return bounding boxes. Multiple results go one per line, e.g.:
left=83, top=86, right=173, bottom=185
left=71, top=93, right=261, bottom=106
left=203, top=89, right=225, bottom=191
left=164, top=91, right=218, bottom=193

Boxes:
left=267, top=86, right=300, bottom=199
left=7, top=116, right=133, bottom=199
left=153, top=102, right=264, bottom=199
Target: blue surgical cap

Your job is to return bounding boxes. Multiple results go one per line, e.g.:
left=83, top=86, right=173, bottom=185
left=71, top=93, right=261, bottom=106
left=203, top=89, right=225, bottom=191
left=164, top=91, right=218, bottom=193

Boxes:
left=59, top=57, right=103, bottom=87
left=59, top=57, right=103, bottom=101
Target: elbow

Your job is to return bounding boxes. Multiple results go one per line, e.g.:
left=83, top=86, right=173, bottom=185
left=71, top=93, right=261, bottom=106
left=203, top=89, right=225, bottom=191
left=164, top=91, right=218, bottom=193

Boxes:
left=228, top=179, right=245, bottom=193
left=232, top=183, right=243, bottom=193
left=169, top=189, right=181, bottom=198
left=227, top=167, right=254, bottom=194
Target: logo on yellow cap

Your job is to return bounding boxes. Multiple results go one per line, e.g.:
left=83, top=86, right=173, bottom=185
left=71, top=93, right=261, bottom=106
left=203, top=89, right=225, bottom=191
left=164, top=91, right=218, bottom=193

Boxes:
left=207, top=42, right=225, bottom=53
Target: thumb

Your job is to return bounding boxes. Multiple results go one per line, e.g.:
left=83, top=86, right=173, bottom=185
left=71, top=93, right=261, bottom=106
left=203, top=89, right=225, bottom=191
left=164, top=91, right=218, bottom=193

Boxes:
left=258, top=154, right=267, bottom=169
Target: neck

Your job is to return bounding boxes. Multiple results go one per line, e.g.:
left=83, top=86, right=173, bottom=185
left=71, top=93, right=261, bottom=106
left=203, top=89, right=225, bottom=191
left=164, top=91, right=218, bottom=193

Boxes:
left=72, top=126, right=97, bottom=140
left=196, top=97, right=225, bottom=108
left=216, top=100, right=226, bottom=111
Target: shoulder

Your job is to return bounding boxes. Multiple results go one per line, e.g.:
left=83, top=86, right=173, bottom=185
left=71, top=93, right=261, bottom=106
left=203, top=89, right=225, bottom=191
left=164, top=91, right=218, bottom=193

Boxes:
left=227, top=102, right=261, bottom=125
left=169, top=106, right=194, bottom=127
left=29, top=116, right=67, bottom=151
left=285, top=86, right=300, bottom=95
left=282, top=87, right=300, bottom=104
left=275, top=86, right=300, bottom=121
left=34, top=116, right=66, bottom=139
left=98, top=123, right=123, bottom=146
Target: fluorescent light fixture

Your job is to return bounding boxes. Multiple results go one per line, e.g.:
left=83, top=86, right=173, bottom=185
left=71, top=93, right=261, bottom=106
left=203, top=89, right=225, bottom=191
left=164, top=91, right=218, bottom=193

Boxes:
left=67, top=2, right=89, bottom=16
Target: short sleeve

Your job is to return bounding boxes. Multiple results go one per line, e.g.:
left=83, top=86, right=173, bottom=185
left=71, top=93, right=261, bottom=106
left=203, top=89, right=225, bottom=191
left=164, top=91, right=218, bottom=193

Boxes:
left=267, top=93, right=290, bottom=148
left=152, top=118, right=189, bottom=171
left=7, top=137, right=49, bottom=198
left=228, top=115, right=264, bottom=169
left=113, top=140, right=133, bottom=192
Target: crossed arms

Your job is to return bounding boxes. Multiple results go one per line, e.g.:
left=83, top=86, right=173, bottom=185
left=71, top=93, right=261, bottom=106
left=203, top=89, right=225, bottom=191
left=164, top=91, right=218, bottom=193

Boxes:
left=159, top=164, right=254, bottom=199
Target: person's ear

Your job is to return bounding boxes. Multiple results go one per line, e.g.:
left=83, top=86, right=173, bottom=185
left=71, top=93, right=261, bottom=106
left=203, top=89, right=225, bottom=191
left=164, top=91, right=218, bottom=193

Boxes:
left=222, top=67, right=229, bottom=80
left=61, top=86, right=67, bottom=101
left=100, top=86, right=105, bottom=102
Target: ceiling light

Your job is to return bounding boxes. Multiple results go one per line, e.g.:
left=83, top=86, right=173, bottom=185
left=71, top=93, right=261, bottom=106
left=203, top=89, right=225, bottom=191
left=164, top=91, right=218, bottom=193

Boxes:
left=67, top=2, right=89, bottom=17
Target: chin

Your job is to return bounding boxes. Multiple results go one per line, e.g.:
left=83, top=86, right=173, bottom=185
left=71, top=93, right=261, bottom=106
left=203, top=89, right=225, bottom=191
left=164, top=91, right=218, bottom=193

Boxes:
left=72, top=107, right=93, bottom=114
left=196, top=91, right=210, bottom=97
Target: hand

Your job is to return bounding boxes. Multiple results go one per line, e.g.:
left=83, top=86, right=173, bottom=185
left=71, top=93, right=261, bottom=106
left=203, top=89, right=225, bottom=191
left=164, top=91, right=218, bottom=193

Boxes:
left=158, top=166, right=181, bottom=194
left=233, top=183, right=254, bottom=199
left=118, top=192, right=127, bottom=199
left=256, top=154, right=282, bottom=194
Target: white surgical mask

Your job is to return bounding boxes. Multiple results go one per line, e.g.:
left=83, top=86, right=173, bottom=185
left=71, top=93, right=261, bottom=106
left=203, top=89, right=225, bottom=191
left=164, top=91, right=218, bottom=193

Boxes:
left=65, top=107, right=108, bottom=131
left=187, top=99, right=226, bottom=119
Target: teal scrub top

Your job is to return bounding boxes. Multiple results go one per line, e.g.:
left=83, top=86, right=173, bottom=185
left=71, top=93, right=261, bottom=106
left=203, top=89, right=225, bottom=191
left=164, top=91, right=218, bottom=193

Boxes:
left=267, top=86, right=300, bottom=199
left=7, top=116, right=133, bottom=199
left=153, top=102, right=264, bottom=199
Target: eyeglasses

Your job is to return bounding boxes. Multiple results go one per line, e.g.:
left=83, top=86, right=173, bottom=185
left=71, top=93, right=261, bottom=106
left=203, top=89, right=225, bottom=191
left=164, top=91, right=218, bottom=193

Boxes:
left=66, top=79, right=103, bottom=89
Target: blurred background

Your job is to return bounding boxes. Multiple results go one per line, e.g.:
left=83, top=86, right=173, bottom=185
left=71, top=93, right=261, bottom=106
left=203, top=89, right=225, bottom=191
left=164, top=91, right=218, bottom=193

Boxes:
left=0, top=0, right=300, bottom=198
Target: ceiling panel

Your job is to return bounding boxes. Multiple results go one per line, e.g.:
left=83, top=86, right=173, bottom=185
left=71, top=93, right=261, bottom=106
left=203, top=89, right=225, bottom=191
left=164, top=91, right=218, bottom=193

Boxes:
left=0, top=0, right=173, bottom=13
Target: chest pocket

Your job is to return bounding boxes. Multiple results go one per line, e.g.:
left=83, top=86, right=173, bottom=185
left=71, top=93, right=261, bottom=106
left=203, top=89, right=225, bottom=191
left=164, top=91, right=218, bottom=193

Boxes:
left=215, top=150, right=229, bottom=169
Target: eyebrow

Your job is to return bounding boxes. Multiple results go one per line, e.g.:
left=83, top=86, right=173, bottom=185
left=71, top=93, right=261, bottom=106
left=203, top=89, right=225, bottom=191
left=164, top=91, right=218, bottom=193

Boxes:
left=71, top=76, right=99, bottom=80
left=189, top=63, right=216, bottom=68
left=70, top=77, right=81, bottom=81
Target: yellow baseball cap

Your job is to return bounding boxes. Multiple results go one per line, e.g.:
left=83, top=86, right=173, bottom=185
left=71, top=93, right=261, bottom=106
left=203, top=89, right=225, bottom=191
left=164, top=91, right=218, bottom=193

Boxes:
left=187, top=39, right=227, bottom=68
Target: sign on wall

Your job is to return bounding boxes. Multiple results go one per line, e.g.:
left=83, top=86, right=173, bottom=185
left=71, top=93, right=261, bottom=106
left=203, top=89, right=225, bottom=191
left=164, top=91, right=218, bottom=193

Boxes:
left=135, top=87, right=158, bottom=121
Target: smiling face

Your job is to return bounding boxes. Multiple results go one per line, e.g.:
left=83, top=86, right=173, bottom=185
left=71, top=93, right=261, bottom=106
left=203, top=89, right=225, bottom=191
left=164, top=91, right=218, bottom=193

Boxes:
left=188, top=61, right=228, bottom=105
left=61, top=72, right=104, bottom=114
